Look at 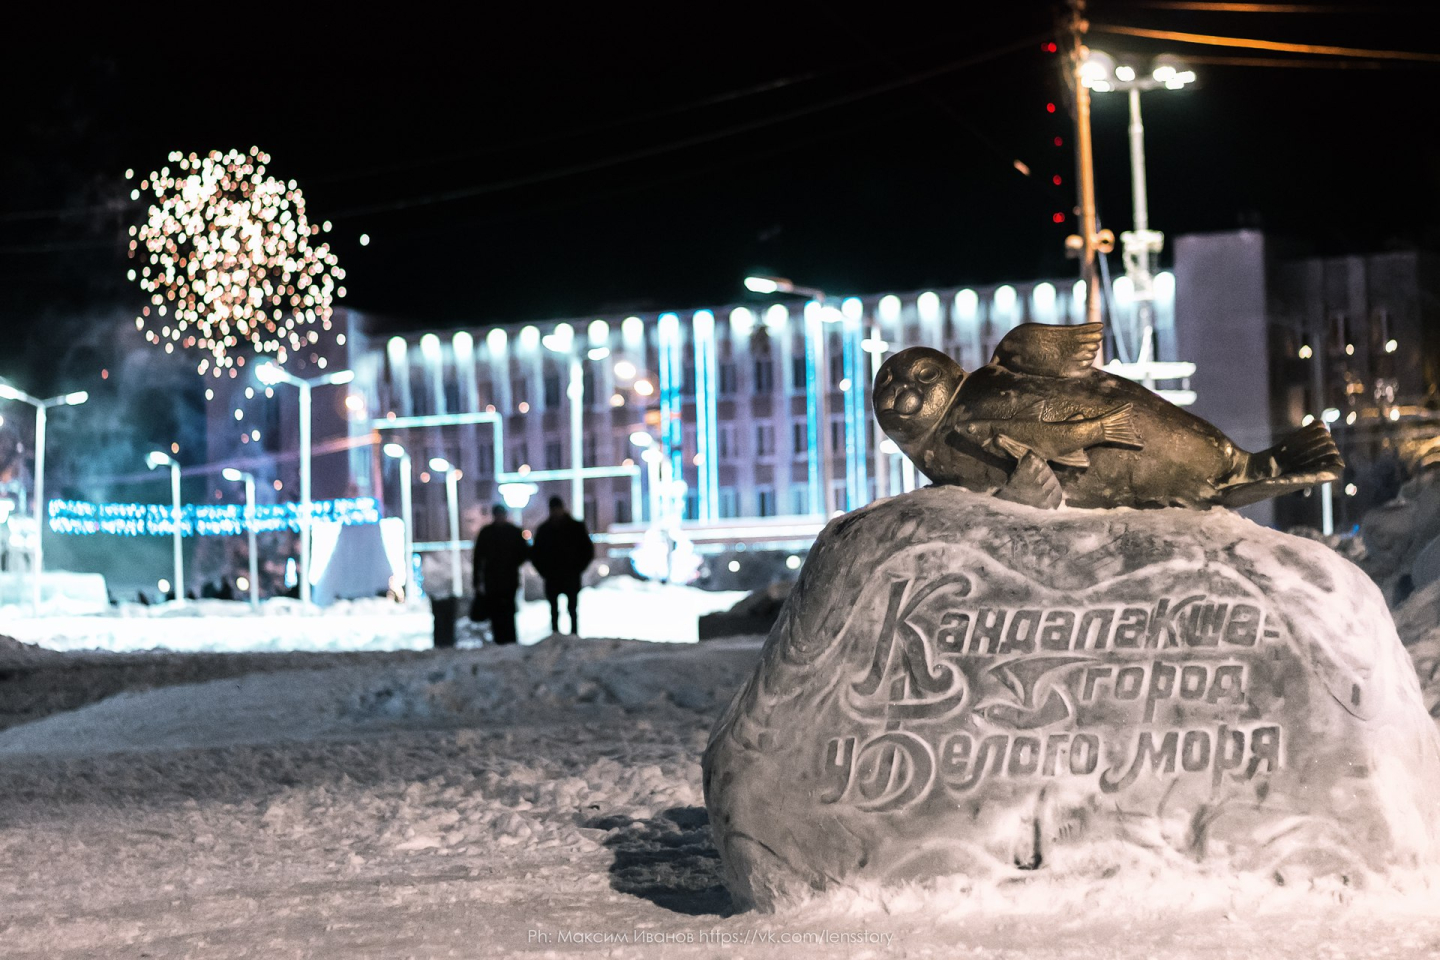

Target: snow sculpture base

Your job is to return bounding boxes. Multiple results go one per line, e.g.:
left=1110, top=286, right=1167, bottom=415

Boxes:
left=703, top=486, right=1440, bottom=911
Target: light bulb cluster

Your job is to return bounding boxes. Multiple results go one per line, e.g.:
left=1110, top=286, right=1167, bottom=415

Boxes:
left=128, top=148, right=346, bottom=377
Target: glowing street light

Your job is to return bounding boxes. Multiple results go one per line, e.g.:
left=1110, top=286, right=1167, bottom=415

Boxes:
left=0, top=382, right=88, bottom=615
left=743, top=275, right=827, bottom=301
left=221, top=467, right=259, bottom=610
left=382, top=443, right=414, bottom=603
left=428, top=457, right=463, bottom=598
left=255, top=362, right=355, bottom=606
left=497, top=482, right=537, bottom=511
left=147, top=450, right=184, bottom=604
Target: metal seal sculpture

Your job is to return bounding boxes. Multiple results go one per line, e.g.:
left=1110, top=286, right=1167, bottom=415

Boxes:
left=873, top=321, right=1342, bottom=509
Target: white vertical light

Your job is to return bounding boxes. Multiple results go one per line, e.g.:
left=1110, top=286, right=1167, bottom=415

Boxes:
left=622, top=316, right=646, bottom=378
left=729, top=306, right=755, bottom=337
left=763, top=304, right=788, bottom=331
left=878, top=295, right=902, bottom=327
left=452, top=331, right=477, bottom=412
left=1031, top=282, right=1057, bottom=325
left=420, top=333, right=445, bottom=415
left=386, top=336, right=412, bottom=417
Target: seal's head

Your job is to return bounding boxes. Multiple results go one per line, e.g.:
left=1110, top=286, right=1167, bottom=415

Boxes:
left=874, top=347, right=965, bottom=446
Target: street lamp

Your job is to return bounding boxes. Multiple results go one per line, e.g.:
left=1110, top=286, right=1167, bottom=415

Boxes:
left=497, top=481, right=537, bottom=512
left=382, top=443, right=414, bottom=603
left=256, top=363, right=355, bottom=606
left=744, top=275, right=826, bottom=301
left=1081, top=49, right=1198, bottom=396
left=0, top=382, right=88, bottom=615
left=221, top=467, right=259, bottom=610
left=541, top=323, right=585, bottom=520
left=147, top=450, right=183, bottom=604
left=428, top=457, right=463, bottom=598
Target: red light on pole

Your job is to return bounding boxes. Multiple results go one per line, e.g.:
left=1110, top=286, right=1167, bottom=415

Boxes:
left=1053, top=213, right=1066, bottom=224
left=1054, top=136, right=1064, bottom=147
left=1046, top=102, right=1057, bottom=113
left=1052, top=175, right=1063, bottom=186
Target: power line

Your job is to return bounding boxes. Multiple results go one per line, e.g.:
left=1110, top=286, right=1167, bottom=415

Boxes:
left=1092, top=23, right=1440, bottom=61
left=0, top=199, right=135, bottom=225
left=0, top=238, right=118, bottom=254
left=308, top=70, right=828, bottom=187
left=1180, top=53, right=1410, bottom=69
left=1116, top=1, right=1418, bottom=12
left=331, top=32, right=1052, bottom=220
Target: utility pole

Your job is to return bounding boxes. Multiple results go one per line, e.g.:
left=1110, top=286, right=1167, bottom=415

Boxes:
left=1066, top=0, right=1107, bottom=328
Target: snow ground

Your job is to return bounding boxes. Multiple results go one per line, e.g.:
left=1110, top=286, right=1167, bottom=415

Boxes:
left=0, top=577, right=748, bottom=653
left=1, top=601, right=1439, bottom=956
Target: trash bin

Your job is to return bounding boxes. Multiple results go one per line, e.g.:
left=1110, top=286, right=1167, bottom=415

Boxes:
left=431, top=595, right=460, bottom=648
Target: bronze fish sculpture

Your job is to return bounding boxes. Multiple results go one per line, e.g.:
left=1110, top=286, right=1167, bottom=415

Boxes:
left=873, top=321, right=1343, bottom=510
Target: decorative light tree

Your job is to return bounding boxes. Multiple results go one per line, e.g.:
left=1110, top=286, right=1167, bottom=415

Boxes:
left=127, top=148, right=346, bottom=377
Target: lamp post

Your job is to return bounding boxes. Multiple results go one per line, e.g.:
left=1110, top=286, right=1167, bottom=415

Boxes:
left=221, top=467, right=259, bottom=610
left=629, top=432, right=664, bottom=525
left=382, top=443, right=414, bottom=603
left=428, top=457, right=463, bottom=598
left=146, top=450, right=183, bottom=604
left=1079, top=49, right=1197, bottom=387
left=0, top=383, right=88, bottom=615
left=256, top=363, right=355, bottom=606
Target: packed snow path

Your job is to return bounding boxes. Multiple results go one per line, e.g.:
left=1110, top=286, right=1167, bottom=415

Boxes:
left=1, top=636, right=1439, bottom=958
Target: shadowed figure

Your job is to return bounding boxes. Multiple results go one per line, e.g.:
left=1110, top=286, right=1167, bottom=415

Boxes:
left=530, top=496, right=594, bottom=636
left=472, top=504, right=529, bottom=645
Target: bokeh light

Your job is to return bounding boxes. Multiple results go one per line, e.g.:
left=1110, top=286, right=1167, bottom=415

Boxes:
left=129, top=147, right=345, bottom=376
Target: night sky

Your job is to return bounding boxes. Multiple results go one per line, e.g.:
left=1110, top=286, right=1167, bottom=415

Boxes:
left=3, top=1, right=1439, bottom=390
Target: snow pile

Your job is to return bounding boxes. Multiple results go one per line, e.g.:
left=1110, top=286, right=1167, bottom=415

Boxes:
left=1411, top=637, right=1440, bottom=721
left=0, top=636, right=762, bottom=759
left=0, top=633, right=68, bottom=667
left=1394, top=578, right=1440, bottom=646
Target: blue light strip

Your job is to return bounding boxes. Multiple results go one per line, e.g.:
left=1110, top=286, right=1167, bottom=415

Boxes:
left=48, top=497, right=381, bottom=537
left=803, top=303, right=824, bottom=516
left=692, top=310, right=719, bottom=521
left=658, top=313, right=684, bottom=487
left=843, top=311, right=867, bottom=510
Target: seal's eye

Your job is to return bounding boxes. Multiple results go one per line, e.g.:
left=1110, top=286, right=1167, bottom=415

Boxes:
left=914, top=363, right=939, bottom=384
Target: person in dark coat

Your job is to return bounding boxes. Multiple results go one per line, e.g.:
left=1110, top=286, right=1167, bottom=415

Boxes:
left=530, top=496, right=594, bottom=635
left=472, top=504, right=530, bottom=645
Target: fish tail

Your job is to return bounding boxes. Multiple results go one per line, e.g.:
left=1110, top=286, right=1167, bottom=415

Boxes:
left=1097, top=403, right=1141, bottom=448
left=1220, top=423, right=1344, bottom=507
left=1262, top=422, right=1344, bottom=482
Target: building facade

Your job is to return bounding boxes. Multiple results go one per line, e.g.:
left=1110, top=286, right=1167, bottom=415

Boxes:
left=353, top=273, right=1178, bottom=557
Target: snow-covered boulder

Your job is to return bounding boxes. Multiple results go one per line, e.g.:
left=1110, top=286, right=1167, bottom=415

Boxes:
left=704, top=486, right=1440, bottom=911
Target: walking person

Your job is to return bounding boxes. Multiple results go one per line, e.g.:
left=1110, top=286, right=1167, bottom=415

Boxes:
left=530, top=496, right=594, bottom=636
left=472, top=504, right=529, bottom=645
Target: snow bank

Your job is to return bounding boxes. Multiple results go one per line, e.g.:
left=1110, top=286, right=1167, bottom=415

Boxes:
left=0, top=635, right=763, bottom=759
left=0, top=578, right=746, bottom=653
